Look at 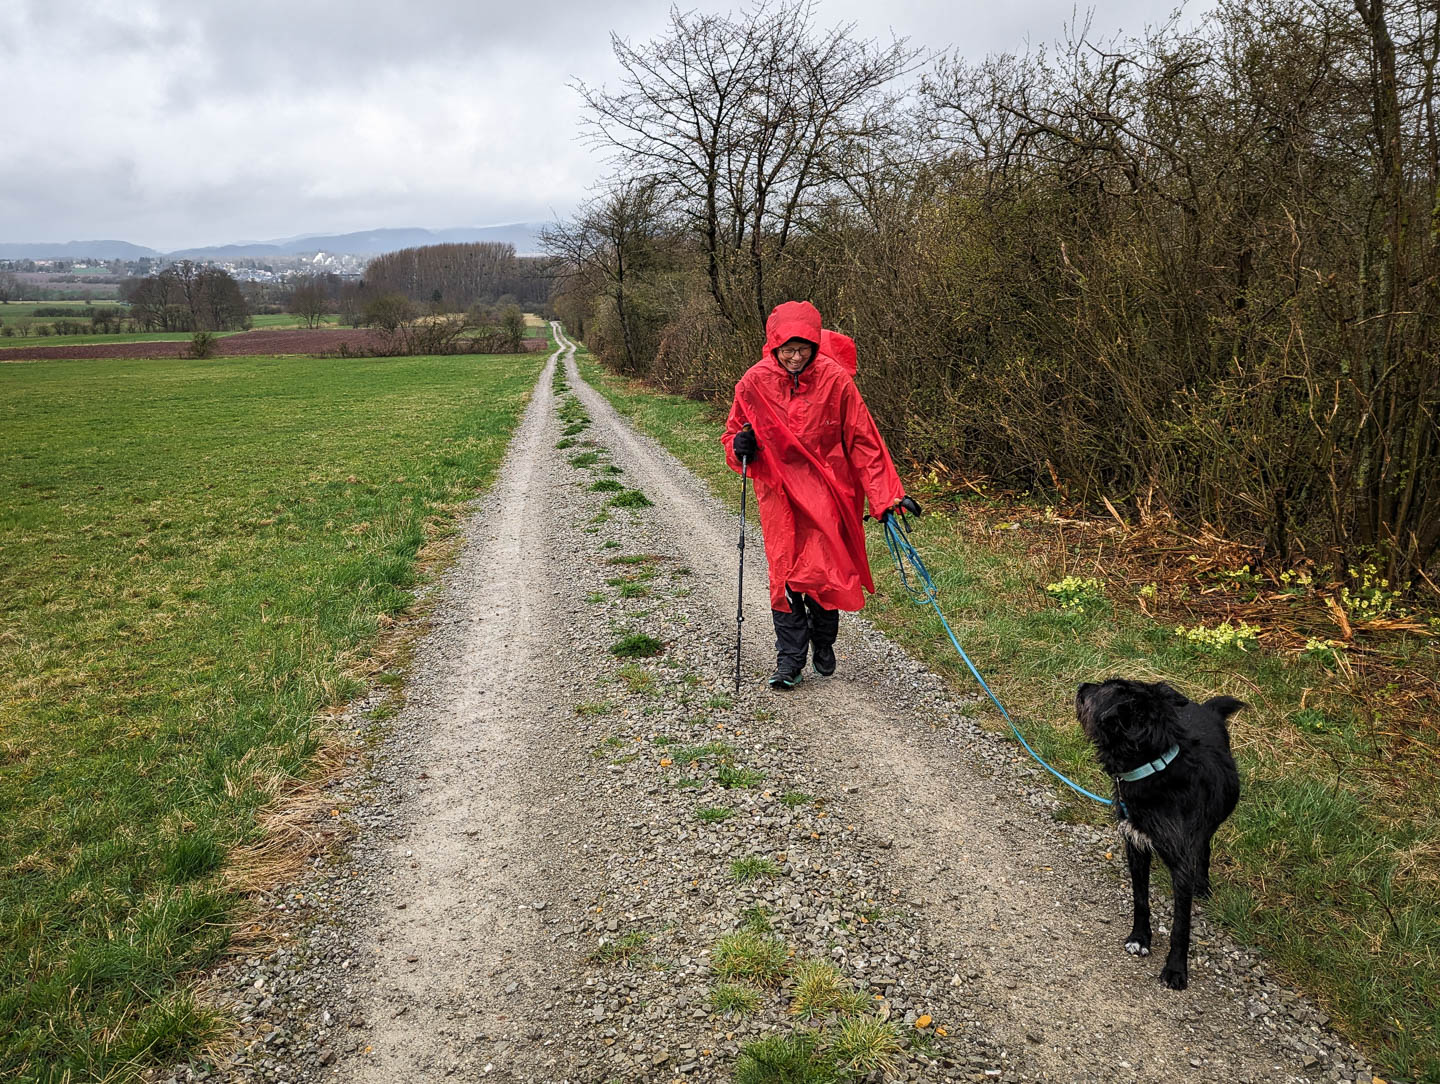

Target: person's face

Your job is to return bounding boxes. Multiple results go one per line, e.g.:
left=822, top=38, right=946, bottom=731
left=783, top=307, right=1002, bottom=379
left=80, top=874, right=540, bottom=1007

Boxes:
left=776, top=339, right=815, bottom=373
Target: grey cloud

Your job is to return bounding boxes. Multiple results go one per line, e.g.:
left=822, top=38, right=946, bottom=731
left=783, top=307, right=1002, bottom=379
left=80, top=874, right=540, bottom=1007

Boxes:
left=16, top=0, right=650, bottom=94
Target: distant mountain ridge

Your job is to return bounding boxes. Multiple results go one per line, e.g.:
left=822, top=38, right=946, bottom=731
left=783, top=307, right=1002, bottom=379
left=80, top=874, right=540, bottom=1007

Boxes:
left=0, top=224, right=547, bottom=261
left=0, top=239, right=159, bottom=260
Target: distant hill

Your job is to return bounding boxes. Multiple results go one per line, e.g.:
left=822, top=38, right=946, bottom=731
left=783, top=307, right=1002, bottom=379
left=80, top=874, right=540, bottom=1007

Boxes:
left=0, top=240, right=160, bottom=260
left=0, top=224, right=547, bottom=262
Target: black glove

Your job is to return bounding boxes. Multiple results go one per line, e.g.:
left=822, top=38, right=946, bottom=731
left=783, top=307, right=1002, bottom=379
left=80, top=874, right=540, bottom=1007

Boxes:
left=732, top=427, right=758, bottom=462
left=880, top=495, right=922, bottom=525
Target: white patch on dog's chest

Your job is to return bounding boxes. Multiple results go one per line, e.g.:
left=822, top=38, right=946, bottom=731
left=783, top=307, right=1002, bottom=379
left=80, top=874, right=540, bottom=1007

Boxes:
left=1118, top=820, right=1153, bottom=851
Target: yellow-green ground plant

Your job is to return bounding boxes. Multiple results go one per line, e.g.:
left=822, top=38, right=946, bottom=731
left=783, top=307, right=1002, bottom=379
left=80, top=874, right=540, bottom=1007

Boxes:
left=576, top=345, right=1440, bottom=1083
left=0, top=350, right=542, bottom=1080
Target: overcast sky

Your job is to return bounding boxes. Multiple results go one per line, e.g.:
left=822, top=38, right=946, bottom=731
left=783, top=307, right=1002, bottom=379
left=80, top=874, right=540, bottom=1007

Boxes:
left=3, top=0, right=1208, bottom=250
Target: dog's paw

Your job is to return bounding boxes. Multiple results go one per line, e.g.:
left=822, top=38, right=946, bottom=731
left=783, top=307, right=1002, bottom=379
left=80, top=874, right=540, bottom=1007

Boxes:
left=1124, top=927, right=1151, bottom=956
left=1160, top=963, right=1188, bottom=990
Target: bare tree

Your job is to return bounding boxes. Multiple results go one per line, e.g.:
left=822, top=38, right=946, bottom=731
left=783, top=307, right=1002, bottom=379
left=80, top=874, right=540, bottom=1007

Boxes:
left=0, top=271, right=19, bottom=303
left=119, top=264, right=248, bottom=331
left=289, top=275, right=328, bottom=328
left=337, top=282, right=366, bottom=327
left=576, top=10, right=761, bottom=324
left=362, top=243, right=551, bottom=310
left=576, top=3, right=916, bottom=329
left=195, top=267, right=248, bottom=331
left=543, top=179, right=667, bottom=373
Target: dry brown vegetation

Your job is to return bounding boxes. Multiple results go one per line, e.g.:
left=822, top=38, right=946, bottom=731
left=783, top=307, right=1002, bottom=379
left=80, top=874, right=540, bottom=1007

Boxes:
left=552, top=0, right=1439, bottom=593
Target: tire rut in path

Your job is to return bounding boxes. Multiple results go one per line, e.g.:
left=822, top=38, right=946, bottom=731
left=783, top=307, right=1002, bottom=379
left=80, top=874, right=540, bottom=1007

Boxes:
left=559, top=328, right=1375, bottom=1084
left=333, top=338, right=593, bottom=1082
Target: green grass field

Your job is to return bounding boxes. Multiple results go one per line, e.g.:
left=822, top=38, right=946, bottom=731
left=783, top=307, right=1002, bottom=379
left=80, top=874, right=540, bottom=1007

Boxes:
left=0, top=301, right=111, bottom=320
left=0, top=300, right=134, bottom=348
left=576, top=348, right=1440, bottom=1083
left=247, top=313, right=340, bottom=329
left=0, top=308, right=342, bottom=349
left=0, top=351, right=543, bottom=1080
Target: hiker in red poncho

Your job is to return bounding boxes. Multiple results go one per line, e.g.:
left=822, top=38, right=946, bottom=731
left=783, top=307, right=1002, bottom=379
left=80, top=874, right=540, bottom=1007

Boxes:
left=723, top=301, right=920, bottom=689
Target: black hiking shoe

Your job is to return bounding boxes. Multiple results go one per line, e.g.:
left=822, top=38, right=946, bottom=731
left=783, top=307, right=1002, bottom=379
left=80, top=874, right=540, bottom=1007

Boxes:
left=768, top=667, right=804, bottom=691
left=812, top=643, right=836, bottom=676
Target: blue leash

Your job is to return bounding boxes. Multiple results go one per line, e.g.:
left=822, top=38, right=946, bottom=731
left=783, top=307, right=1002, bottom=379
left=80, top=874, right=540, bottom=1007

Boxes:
left=882, top=514, right=1114, bottom=808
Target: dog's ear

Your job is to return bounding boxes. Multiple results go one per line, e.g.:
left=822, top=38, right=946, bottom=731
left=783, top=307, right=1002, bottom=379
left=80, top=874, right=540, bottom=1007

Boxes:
left=1127, top=681, right=1184, bottom=745
left=1093, top=685, right=1134, bottom=726
left=1202, top=695, right=1246, bottom=720
left=1154, top=682, right=1190, bottom=709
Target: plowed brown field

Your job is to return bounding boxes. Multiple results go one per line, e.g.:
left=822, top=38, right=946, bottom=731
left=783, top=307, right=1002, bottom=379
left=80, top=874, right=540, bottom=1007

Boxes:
left=1, top=329, right=550, bottom=361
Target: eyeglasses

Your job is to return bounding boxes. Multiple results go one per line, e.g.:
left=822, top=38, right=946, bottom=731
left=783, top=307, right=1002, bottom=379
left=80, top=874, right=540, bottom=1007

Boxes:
left=777, top=345, right=811, bottom=358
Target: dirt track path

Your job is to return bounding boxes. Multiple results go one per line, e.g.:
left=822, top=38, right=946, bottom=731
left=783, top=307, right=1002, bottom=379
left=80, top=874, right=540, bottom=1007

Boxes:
left=329, top=332, right=589, bottom=1082
left=202, top=328, right=1375, bottom=1083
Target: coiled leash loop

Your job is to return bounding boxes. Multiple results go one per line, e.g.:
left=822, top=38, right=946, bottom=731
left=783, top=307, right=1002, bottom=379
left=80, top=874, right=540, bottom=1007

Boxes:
left=882, top=514, right=1114, bottom=808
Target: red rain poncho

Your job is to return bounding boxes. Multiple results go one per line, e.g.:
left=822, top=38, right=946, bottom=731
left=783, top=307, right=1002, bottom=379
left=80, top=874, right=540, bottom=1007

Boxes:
left=723, top=302, right=905, bottom=613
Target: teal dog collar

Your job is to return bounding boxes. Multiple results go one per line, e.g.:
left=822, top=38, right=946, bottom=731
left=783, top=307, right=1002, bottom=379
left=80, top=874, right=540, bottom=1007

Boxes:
left=1116, top=743, right=1181, bottom=783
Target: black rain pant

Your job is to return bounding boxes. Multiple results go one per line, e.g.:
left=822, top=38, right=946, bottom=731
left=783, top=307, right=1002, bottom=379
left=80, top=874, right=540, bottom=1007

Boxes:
left=772, top=586, right=839, bottom=672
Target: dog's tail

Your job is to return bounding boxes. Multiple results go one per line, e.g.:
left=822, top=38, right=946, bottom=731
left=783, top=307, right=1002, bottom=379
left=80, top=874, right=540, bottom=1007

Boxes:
left=1203, top=695, right=1246, bottom=723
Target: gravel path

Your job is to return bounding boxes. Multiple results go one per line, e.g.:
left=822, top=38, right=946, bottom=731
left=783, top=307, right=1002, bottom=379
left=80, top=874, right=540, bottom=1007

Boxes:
left=168, top=327, right=1379, bottom=1084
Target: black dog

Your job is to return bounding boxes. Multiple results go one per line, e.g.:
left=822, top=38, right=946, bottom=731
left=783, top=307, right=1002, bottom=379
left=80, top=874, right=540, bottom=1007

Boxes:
left=1075, top=678, right=1243, bottom=990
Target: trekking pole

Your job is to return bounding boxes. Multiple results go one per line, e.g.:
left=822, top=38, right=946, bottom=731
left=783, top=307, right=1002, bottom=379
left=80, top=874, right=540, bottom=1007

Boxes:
left=735, top=447, right=751, bottom=694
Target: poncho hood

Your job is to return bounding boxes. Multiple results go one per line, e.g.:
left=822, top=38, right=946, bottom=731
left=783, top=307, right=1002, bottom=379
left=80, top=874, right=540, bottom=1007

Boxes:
left=764, top=300, right=822, bottom=356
